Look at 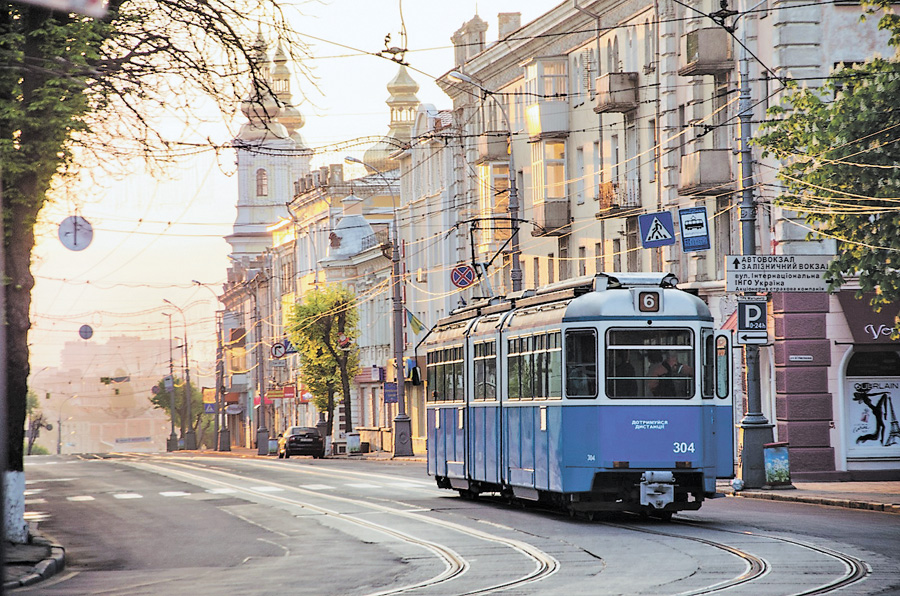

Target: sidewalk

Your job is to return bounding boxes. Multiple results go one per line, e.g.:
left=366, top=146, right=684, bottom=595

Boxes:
left=6, top=451, right=899, bottom=591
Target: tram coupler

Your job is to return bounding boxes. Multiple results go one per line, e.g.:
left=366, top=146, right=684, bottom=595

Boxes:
left=640, top=471, right=676, bottom=509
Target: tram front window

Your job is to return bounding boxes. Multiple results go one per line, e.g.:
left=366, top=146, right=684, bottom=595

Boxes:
left=565, top=329, right=597, bottom=398
left=606, top=329, right=694, bottom=399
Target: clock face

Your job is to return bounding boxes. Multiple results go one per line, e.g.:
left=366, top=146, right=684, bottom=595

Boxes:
left=58, top=215, right=93, bottom=251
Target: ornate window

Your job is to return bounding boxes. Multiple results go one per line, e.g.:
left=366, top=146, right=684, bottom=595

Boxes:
left=256, top=168, right=269, bottom=197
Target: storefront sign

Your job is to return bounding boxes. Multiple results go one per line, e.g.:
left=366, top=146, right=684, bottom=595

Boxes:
left=838, top=292, right=899, bottom=344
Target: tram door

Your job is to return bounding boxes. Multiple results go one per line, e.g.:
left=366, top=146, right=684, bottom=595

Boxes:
left=712, top=330, right=734, bottom=477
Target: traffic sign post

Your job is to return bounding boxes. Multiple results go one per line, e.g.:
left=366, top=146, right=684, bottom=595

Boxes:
left=450, top=264, right=477, bottom=288
left=736, top=296, right=768, bottom=345
left=638, top=211, right=676, bottom=249
left=678, top=207, right=710, bottom=252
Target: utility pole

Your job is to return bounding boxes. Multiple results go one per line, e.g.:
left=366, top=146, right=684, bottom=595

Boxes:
left=447, top=71, right=522, bottom=292
left=344, top=156, right=414, bottom=456
left=164, top=299, right=196, bottom=450
left=254, top=271, right=269, bottom=455
left=736, top=11, right=773, bottom=488
left=163, top=312, right=178, bottom=451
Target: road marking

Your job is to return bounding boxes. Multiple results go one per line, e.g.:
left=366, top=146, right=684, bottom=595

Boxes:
left=250, top=486, right=285, bottom=492
left=24, top=489, right=45, bottom=496
left=345, top=483, right=381, bottom=488
left=160, top=491, right=191, bottom=497
left=25, top=498, right=47, bottom=505
left=112, top=493, right=143, bottom=499
left=206, top=487, right=237, bottom=494
left=300, top=484, right=334, bottom=490
left=67, top=495, right=95, bottom=502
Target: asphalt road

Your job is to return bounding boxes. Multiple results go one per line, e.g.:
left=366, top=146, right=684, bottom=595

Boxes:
left=20, top=453, right=900, bottom=596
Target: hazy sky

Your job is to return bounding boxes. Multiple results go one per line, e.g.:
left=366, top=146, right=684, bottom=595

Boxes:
left=29, top=0, right=556, bottom=378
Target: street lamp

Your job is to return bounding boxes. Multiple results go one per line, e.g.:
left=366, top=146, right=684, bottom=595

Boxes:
left=162, top=312, right=179, bottom=451
left=193, top=280, right=230, bottom=452
left=447, top=70, right=523, bottom=292
left=57, top=394, right=77, bottom=455
left=344, top=155, right=414, bottom=457
left=163, top=299, right=196, bottom=450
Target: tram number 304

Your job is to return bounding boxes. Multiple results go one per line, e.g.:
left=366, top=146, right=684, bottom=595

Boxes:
left=673, top=442, right=696, bottom=453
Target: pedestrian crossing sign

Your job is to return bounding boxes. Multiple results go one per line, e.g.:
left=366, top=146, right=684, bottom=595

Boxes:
left=638, top=211, right=676, bottom=248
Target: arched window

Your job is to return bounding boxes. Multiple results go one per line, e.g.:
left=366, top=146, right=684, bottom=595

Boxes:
left=256, top=168, right=268, bottom=197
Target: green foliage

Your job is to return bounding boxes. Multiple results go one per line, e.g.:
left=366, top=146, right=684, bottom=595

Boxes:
left=755, top=1, right=900, bottom=330
left=24, top=442, right=49, bottom=456
left=287, top=285, right=361, bottom=433
left=150, top=377, right=214, bottom=448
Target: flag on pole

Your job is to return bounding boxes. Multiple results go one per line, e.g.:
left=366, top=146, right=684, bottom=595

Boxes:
left=406, top=309, right=426, bottom=334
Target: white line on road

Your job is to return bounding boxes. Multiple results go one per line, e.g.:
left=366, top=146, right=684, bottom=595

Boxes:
left=112, top=493, right=143, bottom=499
left=67, top=496, right=95, bottom=502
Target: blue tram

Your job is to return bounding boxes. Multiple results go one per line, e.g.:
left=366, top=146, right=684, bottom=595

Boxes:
left=425, top=273, right=734, bottom=516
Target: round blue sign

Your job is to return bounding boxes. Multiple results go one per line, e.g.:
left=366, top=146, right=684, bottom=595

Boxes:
left=79, top=324, right=93, bottom=340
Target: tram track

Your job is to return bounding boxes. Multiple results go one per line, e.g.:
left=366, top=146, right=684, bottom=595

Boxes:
left=123, top=457, right=559, bottom=596
left=119, top=455, right=871, bottom=595
left=671, top=519, right=871, bottom=596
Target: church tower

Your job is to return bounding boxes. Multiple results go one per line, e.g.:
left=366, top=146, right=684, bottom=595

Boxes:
left=227, top=33, right=311, bottom=259
left=362, top=65, right=420, bottom=174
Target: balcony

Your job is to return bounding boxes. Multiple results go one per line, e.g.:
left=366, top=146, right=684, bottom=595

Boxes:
left=477, top=131, right=509, bottom=163
left=525, top=101, right=568, bottom=140
left=532, top=198, right=570, bottom=236
left=598, top=181, right=641, bottom=212
left=594, top=73, right=639, bottom=113
left=360, top=227, right=390, bottom=252
left=678, top=28, right=734, bottom=76
left=678, top=149, right=734, bottom=195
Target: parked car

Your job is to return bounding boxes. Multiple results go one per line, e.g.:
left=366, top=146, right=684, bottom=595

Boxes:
left=277, top=426, right=325, bottom=459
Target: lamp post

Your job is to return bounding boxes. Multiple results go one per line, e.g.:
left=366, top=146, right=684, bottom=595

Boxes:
left=162, top=312, right=179, bottom=451
left=344, top=155, right=414, bottom=456
left=57, top=394, right=77, bottom=455
left=447, top=71, right=522, bottom=292
left=193, top=280, right=230, bottom=451
left=164, top=299, right=196, bottom=450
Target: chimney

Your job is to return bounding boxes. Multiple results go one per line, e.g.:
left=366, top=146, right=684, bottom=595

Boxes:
left=498, top=13, right=521, bottom=40
left=328, top=163, right=344, bottom=184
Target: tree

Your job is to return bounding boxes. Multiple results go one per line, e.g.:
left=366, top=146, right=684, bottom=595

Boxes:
left=755, top=0, right=900, bottom=330
left=1, top=1, right=311, bottom=541
left=287, top=285, right=360, bottom=435
left=149, top=378, right=214, bottom=448
left=25, top=390, right=50, bottom=455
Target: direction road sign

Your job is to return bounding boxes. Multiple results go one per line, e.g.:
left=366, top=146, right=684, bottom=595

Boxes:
left=638, top=211, right=676, bottom=249
left=726, top=255, right=831, bottom=292
left=451, top=264, right=477, bottom=288
left=736, top=330, right=768, bottom=345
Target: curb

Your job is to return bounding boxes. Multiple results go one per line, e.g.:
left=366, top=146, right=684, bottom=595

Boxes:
left=3, top=532, right=65, bottom=590
left=730, top=490, right=900, bottom=514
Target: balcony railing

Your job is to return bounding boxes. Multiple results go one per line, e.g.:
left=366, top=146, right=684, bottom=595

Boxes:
left=477, top=131, right=509, bottom=163
left=679, top=28, right=734, bottom=76
left=361, top=227, right=390, bottom=252
left=678, top=149, right=734, bottom=195
left=525, top=101, right=568, bottom=140
left=598, top=181, right=641, bottom=211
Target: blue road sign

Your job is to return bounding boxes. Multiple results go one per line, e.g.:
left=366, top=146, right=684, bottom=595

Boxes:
left=638, top=211, right=676, bottom=248
left=383, top=382, right=398, bottom=404
left=678, top=206, right=711, bottom=252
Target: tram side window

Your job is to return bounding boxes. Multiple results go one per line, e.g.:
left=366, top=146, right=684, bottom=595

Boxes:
left=565, top=329, right=598, bottom=398
left=426, top=346, right=464, bottom=402
left=474, top=342, right=498, bottom=401
left=701, top=330, right=714, bottom=398
left=508, top=338, right=521, bottom=400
